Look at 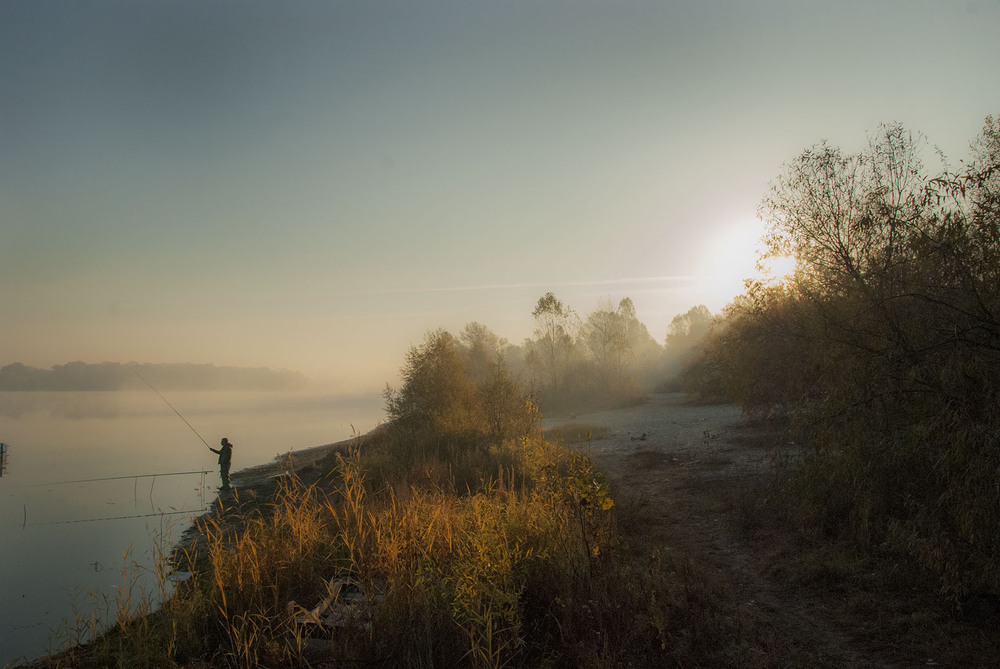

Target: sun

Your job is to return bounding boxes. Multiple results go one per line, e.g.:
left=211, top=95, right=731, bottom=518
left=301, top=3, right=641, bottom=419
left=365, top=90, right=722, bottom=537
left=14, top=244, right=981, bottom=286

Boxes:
left=697, top=219, right=795, bottom=309
left=759, top=253, right=796, bottom=282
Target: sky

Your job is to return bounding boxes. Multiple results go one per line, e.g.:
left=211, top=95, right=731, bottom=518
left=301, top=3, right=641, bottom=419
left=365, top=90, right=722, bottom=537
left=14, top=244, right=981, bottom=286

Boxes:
left=2, top=0, right=999, bottom=391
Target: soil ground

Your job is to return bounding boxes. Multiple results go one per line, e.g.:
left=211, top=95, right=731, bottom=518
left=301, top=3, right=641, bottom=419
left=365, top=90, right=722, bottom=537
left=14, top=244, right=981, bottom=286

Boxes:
left=545, top=392, right=1000, bottom=668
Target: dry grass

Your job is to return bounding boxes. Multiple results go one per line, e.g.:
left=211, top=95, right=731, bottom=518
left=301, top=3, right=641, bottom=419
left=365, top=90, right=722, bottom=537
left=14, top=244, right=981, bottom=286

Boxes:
left=32, top=429, right=652, bottom=668
left=30, top=419, right=808, bottom=668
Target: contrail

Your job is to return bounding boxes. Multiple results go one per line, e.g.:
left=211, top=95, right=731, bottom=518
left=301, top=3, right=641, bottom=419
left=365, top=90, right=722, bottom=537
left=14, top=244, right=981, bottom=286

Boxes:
left=384, top=276, right=703, bottom=295
left=114, top=276, right=705, bottom=309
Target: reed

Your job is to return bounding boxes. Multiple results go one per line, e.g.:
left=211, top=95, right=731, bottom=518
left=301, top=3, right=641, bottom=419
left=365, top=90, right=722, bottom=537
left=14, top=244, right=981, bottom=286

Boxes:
left=34, top=413, right=769, bottom=668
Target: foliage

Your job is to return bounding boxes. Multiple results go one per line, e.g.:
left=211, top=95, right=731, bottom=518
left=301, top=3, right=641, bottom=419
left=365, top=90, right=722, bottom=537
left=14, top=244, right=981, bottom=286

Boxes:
left=525, top=292, right=579, bottom=398
left=521, top=293, right=660, bottom=414
left=384, top=329, right=485, bottom=456
left=664, top=304, right=718, bottom=392
left=686, top=117, right=1000, bottom=597
left=383, top=327, right=538, bottom=467
left=665, top=305, right=713, bottom=353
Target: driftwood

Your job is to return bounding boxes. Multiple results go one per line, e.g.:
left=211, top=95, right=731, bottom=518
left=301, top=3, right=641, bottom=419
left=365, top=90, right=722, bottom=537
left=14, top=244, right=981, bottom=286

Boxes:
left=288, top=577, right=383, bottom=634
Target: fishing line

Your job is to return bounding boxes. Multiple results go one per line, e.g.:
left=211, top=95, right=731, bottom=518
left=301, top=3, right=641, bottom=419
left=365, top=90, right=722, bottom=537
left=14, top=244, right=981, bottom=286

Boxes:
left=28, top=470, right=210, bottom=487
left=129, top=365, right=212, bottom=448
left=26, top=508, right=208, bottom=527
left=22, top=470, right=214, bottom=526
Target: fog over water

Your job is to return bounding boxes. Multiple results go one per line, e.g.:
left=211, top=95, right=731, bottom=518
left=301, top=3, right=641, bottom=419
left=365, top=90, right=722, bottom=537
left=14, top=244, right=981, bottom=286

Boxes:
left=0, top=390, right=384, bottom=666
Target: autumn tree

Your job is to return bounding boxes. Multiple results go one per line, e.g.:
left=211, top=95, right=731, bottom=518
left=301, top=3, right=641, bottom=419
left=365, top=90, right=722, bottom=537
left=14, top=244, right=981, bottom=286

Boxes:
left=617, top=297, right=661, bottom=371
left=459, top=321, right=508, bottom=385
left=690, top=118, right=1000, bottom=596
left=458, top=321, right=531, bottom=444
left=384, top=329, right=483, bottom=457
left=665, top=305, right=713, bottom=351
left=583, top=297, right=631, bottom=383
left=527, top=292, right=577, bottom=394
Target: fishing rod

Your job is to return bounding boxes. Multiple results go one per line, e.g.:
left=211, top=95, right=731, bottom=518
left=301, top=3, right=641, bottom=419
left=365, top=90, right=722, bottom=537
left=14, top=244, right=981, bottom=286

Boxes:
left=129, top=365, right=212, bottom=449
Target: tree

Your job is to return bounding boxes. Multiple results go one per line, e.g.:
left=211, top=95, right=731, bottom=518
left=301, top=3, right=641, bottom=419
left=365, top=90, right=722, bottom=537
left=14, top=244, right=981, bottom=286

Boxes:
left=528, top=292, right=577, bottom=393
left=615, top=297, right=661, bottom=371
left=457, top=321, right=532, bottom=444
left=582, top=297, right=660, bottom=391
left=693, top=118, right=1000, bottom=596
left=384, top=329, right=483, bottom=454
left=760, top=123, right=930, bottom=302
left=661, top=305, right=715, bottom=383
left=385, top=326, right=537, bottom=457
left=583, top=297, right=630, bottom=383
left=459, top=321, right=507, bottom=385
left=665, top=305, right=713, bottom=351
left=478, top=355, right=528, bottom=445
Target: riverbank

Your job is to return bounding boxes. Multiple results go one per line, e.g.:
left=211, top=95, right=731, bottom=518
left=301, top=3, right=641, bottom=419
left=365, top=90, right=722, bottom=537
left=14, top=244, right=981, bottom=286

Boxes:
left=19, top=398, right=663, bottom=666
left=14, top=424, right=387, bottom=669
left=171, top=426, right=390, bottom=571
left=21, top=393, right=1000, bottom=667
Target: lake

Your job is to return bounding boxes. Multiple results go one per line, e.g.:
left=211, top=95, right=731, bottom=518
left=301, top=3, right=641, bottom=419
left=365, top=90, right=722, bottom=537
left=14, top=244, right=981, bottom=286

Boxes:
left=0, top=389, right=385, bottom=666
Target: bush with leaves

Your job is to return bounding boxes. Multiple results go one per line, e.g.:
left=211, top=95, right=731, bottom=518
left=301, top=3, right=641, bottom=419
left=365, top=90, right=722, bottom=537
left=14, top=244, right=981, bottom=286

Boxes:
left=687, top=117, right=1000, bottom=597
left=384, top=327, right=539, bottom=467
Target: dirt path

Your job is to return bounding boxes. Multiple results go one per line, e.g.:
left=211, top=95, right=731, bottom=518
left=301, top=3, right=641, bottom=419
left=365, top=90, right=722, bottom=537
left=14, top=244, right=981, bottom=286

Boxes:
left=546, top=392, right=888, bottom=668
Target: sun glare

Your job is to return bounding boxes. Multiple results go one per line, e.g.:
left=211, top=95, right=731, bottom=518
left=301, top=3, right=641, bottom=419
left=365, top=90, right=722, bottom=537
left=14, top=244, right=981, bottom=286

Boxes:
left=698, top=219, right=795, bottom=310
left=760, top=254, right=796, bottom=282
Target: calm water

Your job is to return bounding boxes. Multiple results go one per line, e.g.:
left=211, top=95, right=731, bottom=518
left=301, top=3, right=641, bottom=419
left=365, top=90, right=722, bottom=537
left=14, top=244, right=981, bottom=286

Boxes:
left=0, top=390, right=384, bottom=666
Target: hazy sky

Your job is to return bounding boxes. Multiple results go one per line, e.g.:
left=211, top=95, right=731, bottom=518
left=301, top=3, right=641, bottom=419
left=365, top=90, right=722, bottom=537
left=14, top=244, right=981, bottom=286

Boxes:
left=2, top=1, right=998, bottom=389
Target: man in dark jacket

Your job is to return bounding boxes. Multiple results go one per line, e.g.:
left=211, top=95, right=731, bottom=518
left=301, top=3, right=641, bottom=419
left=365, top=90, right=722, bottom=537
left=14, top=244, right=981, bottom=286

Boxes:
left=209, top=437, right=234, bottom=488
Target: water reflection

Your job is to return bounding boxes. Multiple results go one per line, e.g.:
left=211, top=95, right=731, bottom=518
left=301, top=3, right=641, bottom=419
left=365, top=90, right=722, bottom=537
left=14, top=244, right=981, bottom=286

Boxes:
left=0, top=390, right=383, bottom=666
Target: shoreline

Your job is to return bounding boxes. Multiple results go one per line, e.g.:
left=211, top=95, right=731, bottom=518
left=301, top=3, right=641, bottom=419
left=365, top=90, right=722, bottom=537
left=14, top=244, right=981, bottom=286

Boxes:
left=172, top=423, right=390, bottom=565
left=17, top=426, right=389, bottom=669
left=227, top=420, right=391, bottom=488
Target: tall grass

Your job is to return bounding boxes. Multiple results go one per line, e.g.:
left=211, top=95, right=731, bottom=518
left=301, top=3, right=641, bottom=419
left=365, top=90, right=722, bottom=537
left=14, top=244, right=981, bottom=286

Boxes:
left=28, top=414, right=769, bottom=668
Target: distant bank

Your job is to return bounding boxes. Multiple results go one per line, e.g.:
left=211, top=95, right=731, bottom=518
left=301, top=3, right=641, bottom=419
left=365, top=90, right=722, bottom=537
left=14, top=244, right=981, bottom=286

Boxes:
left=0, top=361, right=307, bottom=392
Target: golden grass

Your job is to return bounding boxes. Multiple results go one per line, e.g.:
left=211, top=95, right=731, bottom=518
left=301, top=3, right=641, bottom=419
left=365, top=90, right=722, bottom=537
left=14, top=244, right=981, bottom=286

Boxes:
left=34, top=423, right=777, bottom=668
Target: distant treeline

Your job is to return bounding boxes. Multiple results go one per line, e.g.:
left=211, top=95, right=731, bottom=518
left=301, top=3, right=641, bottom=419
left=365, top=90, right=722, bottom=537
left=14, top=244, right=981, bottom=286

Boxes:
left=381, top=294, right=716, bottom=422
left=0, top=361, right=307, bottom=391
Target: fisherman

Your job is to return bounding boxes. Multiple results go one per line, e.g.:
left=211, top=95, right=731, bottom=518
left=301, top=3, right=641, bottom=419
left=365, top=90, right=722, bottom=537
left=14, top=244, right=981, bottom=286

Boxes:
left=209, top=437, right=234, bottom=488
